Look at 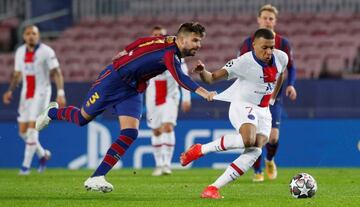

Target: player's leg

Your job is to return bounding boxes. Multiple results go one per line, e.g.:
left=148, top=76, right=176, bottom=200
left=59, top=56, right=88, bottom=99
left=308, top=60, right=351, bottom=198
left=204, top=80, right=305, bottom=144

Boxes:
left=265, top=102, right=281, bottom=180
left=180, top=101, right=255, bottom=166
left=36, top=65, right=117, bottom=131
left=201, top=123, right=260, bottom=199
left=18, top=122, right=33, bottom=175
left=85, top=93, right=142, bottom=192
left=146, top=104, right=165, bottom=176
left=161, top=122, right=175, bottom=175
left=151, top=128, right=164, bottom=176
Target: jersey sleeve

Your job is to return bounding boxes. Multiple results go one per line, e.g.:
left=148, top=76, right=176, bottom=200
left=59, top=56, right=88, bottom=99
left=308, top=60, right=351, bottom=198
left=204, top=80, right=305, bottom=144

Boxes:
left=14, top=48, right=22, bottom=72
left=281, top=38, right=296, bottom=86
left=45, top=47, right=60, bottom=70
left=164, top=51, right=199, bottom=92
left=179, top=59, right=191, bottom=102
left=223, top=56, right=247, bottom=80
left=124, top=36, right=161, bottom=52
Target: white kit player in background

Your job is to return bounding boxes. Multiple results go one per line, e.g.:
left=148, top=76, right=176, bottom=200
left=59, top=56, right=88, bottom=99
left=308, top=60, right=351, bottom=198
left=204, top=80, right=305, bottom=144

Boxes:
left=180, top=28, right=288, bottom=199
left=146, top=26, right=192, bottom=176
left=2, top=25, right=66, bottom=175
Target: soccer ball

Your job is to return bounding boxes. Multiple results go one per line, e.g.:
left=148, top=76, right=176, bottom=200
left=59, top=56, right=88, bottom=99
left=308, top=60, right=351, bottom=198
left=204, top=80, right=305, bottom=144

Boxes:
left=289, top=173, right=317, bottom=198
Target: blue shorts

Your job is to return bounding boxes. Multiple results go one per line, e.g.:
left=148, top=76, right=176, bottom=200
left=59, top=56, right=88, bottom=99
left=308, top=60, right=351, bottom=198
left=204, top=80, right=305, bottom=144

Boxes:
left=82, top=64, right=143, bottom=120
left=270, top=100, right=282, bottom=129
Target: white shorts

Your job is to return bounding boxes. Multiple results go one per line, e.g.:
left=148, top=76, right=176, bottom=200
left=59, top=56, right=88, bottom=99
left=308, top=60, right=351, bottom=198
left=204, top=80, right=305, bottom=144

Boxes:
left=228, top=101, right=272, bottom=139
left=18, top=92, right=51, bottom=122
left=146, top=98, right=179, bottom=129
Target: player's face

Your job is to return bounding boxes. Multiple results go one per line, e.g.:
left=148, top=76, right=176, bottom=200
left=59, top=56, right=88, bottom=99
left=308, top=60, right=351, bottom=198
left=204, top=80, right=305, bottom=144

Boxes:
left=23, top=26, right=40, bottom=47
left=253, top=37, right=275, bottom=63
left=180, top=32, right=202, bottom=57
left=151, top=28, right=166, bottom=37
left=257, top=11, right=277, bottom=31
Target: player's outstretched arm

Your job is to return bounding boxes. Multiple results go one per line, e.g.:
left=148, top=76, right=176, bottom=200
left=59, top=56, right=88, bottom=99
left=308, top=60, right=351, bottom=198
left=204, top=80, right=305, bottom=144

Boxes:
left=193, top=60, right=228, bottom=84
left=2, top=71, right=21, bottom=104
left=195, top=87, right=217, bottom=102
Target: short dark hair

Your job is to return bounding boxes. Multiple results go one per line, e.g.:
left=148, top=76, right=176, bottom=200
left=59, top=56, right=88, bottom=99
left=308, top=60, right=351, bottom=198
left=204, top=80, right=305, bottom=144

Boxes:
left=176, top=22, right=206, bottom=37
left=152, top=25, right=163, bottom=31
left=254, top=28, right=274, bottom=40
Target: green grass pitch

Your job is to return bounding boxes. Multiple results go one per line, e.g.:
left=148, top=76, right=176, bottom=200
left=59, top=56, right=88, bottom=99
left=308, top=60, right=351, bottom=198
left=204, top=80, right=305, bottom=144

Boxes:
left=0, top=168, right=359, bottom=207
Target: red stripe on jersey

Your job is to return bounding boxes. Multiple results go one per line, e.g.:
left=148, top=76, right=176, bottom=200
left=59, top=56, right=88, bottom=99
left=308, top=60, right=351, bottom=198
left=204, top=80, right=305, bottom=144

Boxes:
left=25, top=75, right=35, bottom=99
left=25, top=51, right=34, bottom=63
left=259, top=94, right=272, bottom=107
left=164, top=51, right=191, bottom=91
left=113, top=40, right=174, bottom=70
left=230, top=163, right=244, bottom=175
left=263, top=66, right=277, bottom=83
left=125, top=37, right=162, bottom=52
left=220, top=136, right=226, bottom=150
left=155, top=80, right=167, bottom=106
left=275, top=34, right=282, bottom=49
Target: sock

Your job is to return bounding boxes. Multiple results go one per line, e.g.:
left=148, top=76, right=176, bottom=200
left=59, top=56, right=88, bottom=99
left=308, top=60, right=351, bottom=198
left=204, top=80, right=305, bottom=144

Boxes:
left=211, top=147, right=262, bottom=189
left=48, top=106, right=89, bottom=126
left=151, top=133, right=163, bottom=167
left=22, top=129, right=39, bottom=169
left=266, top=142, right=279, bottom=161
left=162, top=131, right=175, bottom=167
left=92, top=128, right=138, bottom=177
left=253, top=155, right=262, bottom=174
left=35, top=140, right=46, bottom=158
left=201, top=134, right=244, bottom=155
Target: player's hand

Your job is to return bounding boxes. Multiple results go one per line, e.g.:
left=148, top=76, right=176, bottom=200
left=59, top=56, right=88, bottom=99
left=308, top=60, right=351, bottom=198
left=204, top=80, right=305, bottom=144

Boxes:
left=2, top=90, right=12, bottom=104
left=181, top=101, right=191, bottom=112
left=112, top=50, right=128, bottom=61
left=193, top=60, right=205, bottom=74
left=286, top=85, right=297, bottom=101
left=56, top=95, right=66, bottom=108
left=206, top=91, right=217, bottom=102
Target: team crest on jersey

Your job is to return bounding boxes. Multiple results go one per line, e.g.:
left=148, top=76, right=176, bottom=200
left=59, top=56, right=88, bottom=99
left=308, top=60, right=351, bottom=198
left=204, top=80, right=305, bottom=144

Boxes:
left=248, top=114, right=255, bottom=120
left=165, top=36, right=175, bottom=43
left=225, top=60, right=233, bottom=67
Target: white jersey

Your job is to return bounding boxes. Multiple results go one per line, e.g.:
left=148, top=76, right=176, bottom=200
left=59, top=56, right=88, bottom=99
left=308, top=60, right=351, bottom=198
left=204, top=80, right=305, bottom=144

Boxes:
left=214, top=49, right=288, bottom=107
left=15, top=43, right=60, bottom=99
left=146, top=59, right=191, bottom=106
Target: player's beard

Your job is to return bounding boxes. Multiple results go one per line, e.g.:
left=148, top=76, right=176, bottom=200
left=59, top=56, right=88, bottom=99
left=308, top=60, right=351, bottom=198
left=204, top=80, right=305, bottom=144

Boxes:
left=183, top=48, right=198, bottom=57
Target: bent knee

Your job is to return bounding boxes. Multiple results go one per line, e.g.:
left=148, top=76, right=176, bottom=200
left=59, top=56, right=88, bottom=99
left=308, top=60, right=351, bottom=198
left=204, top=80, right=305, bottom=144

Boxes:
left=243, top=137, right=256, bottom=147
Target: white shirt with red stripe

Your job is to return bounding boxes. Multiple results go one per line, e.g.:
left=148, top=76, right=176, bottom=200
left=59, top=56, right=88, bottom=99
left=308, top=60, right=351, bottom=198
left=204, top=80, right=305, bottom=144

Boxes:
left=214, top=49, right=288, bottom=107
left=15, top=43, right=60, bottom=99
left=146, top=59, right=191, bottom=107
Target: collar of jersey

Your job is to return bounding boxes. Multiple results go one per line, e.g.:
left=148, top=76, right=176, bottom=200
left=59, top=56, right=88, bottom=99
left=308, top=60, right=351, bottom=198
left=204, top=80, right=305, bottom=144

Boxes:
left=26, top=43, right=41, bottom=53
left=251, top=51, right=275, bottom=67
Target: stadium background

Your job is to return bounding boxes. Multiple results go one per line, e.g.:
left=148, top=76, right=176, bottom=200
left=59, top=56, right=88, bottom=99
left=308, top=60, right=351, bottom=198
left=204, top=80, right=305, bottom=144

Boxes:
left=0, top=0, right=360, bottom=169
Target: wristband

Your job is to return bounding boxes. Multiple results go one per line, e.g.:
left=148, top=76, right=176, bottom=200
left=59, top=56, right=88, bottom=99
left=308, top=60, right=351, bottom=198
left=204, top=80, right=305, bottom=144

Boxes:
left=57, top=89, right=65, bottom=97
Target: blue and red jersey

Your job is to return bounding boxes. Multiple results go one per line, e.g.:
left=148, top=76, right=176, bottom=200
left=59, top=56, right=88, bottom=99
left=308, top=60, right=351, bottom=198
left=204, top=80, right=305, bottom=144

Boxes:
left=238, top=33, right=296, bottom=87
left=112, top=36, right=199, bottom=93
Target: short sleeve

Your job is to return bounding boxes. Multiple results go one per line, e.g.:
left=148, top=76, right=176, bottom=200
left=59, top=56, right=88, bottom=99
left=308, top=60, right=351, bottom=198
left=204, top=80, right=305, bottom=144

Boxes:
left=14, top=48, right=22, bottom=71
left=223, top=56, right=246, bottom=80
left=45, top=47, right=60, bottom=70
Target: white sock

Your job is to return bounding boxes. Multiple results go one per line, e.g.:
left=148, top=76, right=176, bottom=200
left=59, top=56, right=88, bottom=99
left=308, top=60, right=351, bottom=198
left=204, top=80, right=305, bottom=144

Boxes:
left=162, top=131, right=175, bottom=167
left=36, top=141, right=45, bottom=158
left=201, top=133, right=245, bottom=155
left=151, top=134, right=163, bottom=167
left=211, top=147, right=262, bottom=189
left=22, top=128, right=39, bottom=168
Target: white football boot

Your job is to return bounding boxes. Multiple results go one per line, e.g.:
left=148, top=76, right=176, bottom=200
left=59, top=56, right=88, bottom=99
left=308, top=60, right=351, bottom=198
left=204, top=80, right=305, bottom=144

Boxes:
left=36, top=102, right=59, bottom=131
left=152, top=167, right=163, bottom=176
left=84, top=176, right=113, bottom=193
left=162, top=165, right=172, bottom=175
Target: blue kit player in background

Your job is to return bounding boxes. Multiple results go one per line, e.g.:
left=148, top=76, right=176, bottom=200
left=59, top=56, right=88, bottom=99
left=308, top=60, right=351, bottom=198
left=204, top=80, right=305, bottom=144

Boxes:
left=238, top=4, right=297, bottom=182
left=35, top=22, right=217, bottom=192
